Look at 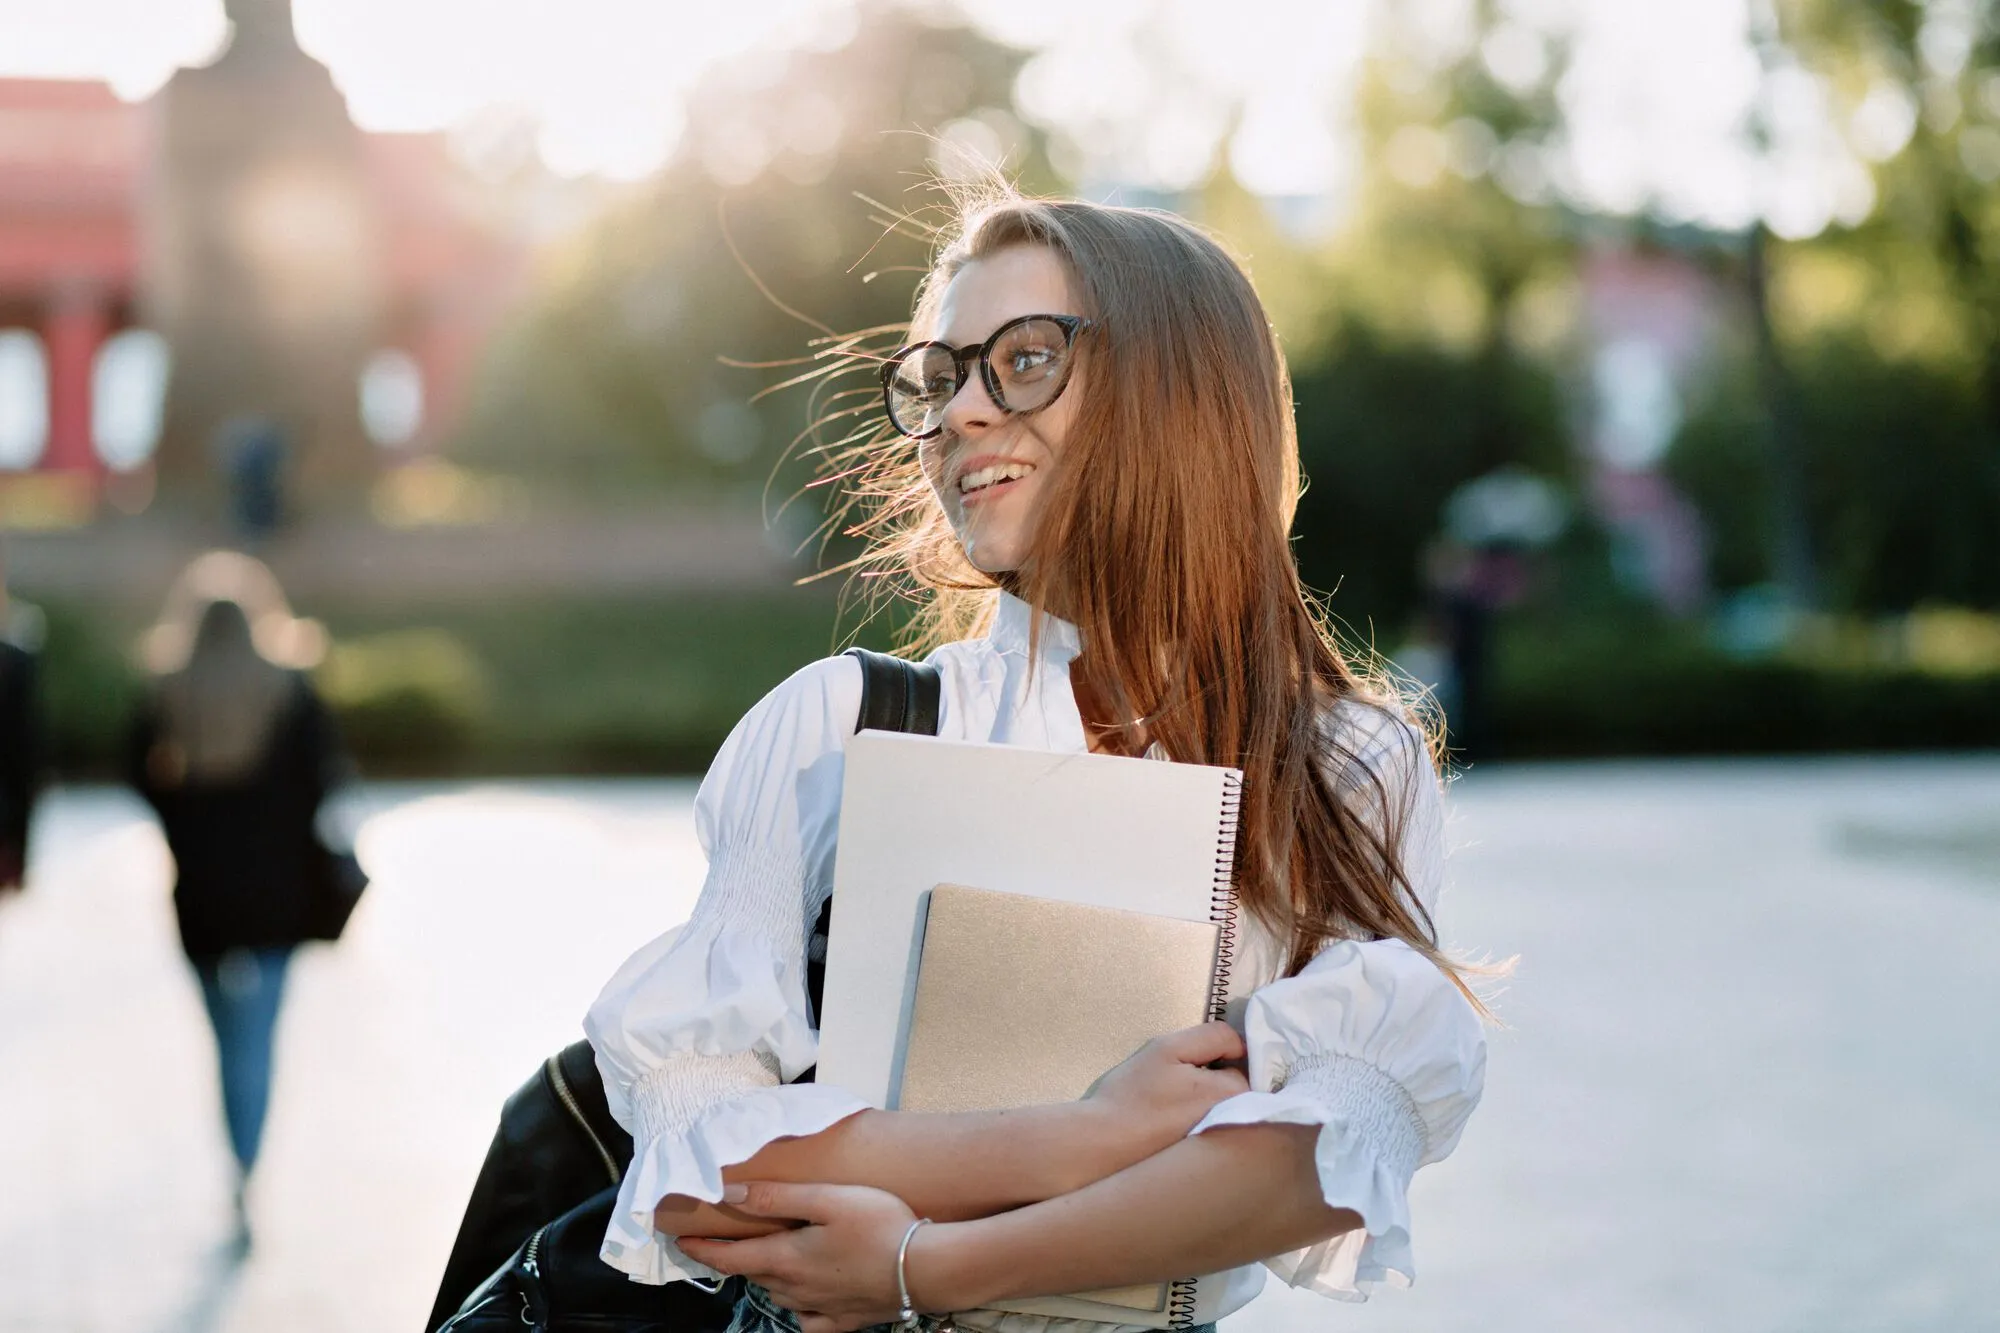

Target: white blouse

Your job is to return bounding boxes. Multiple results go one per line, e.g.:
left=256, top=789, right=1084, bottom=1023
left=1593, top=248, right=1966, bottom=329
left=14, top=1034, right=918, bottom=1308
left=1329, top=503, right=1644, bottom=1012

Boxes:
left=585, top=592, right=1486, bottom=1330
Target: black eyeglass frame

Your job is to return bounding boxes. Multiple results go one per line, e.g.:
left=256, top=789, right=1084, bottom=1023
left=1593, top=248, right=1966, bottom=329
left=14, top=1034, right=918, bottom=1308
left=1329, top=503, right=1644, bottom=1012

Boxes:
left=878, top=313, right=1095, bottom=440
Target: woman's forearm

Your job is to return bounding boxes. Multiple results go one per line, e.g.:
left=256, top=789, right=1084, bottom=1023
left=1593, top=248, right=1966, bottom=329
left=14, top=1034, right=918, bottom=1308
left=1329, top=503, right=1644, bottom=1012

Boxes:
left=653, top=1099, right=1166, bottom=1238
left=913, top=1123, right=1361, bottom=1309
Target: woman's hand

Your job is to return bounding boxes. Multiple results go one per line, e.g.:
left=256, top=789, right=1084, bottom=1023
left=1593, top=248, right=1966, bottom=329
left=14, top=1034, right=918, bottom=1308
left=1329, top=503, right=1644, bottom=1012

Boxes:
left=1083, top=1021, right=1250, bottom=1149
left=677, top=1181, right=922, bottom=1333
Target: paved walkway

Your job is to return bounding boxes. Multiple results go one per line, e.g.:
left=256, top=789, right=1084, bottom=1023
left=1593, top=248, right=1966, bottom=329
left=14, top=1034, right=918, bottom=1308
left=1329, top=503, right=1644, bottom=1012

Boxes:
left=1, top=760, right=1996, bottom=1332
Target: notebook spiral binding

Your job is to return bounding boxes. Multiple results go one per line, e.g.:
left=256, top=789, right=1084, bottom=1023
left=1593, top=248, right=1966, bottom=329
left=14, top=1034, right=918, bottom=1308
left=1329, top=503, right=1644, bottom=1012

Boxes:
left=1205, top=769, right=1243, bottom=1025
left=1164, top=768, right=1245, bottom=1329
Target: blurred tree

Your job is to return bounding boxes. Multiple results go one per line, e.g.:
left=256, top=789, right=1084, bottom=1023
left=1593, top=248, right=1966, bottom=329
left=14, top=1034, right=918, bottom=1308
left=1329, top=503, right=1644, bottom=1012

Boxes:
left=1280, top=0, right=1578, bottom=632
left=454, top=2, right=1052, bottom=526
left=447, top=0, right=2000, bottom=639
left=1671, top=331, right=2000, bottom=612
left=1290, top=327, right=1567, bottom=628
left=1665, top=0, right=2000, bottom=614
left=1785, top=0, right=2000, bottom=436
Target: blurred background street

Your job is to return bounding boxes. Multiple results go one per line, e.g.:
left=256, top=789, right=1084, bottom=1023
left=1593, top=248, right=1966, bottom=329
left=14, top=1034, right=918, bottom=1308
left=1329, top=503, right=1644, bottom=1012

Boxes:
left=4, top=0, right=2000, bottom=1329
left=3, top=762, right=1996, bottom=1333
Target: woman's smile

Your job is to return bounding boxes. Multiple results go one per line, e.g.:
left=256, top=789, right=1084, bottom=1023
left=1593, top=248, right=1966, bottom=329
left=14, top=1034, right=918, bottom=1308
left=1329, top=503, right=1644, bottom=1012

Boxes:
left=955, top=455, right=1038, bottom=504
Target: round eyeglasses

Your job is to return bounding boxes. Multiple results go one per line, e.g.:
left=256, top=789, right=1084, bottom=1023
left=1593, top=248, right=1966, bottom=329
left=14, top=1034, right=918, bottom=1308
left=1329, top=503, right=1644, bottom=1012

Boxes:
left=879, top=313, right=1093, bottom=440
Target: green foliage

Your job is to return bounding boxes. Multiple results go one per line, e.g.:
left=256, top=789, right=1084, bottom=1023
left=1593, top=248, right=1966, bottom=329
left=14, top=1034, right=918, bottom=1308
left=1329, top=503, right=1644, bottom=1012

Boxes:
left=313, top=592, right=867, bottom=773
left=34, top=587, right=1996, bottom=775
left=1493, top=610, right=2000, bottom=756
left=383, top=0, right=2000, bottom=769
left=1663, top=363, right=1773, bottom=597
left=32, top=600, right=142, bottom=772
left=33, top=593, right=876, bottom=778
left=1292, top=323, right=1572, bottom=630
left=455, top=7, right=1048, bottom=509
left=1668, top=334, right=2000, bottom=612
left=315, top=629, right=489, bottom=765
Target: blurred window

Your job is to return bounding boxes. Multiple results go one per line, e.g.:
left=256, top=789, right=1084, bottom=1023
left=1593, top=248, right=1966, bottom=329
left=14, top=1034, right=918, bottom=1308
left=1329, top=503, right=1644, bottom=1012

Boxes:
left=0, top=329, right=49, bottom=470
left=361, top=349, right=425, bottom=448
left=93, top=329, right=171, bottom=471
left=1592, top=339, right=1682, bottom=470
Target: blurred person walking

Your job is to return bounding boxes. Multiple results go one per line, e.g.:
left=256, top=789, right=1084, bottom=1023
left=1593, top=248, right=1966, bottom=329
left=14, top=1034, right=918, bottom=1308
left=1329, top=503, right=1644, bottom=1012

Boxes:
left=0, top=541, right=45, bottom=897
left=214, top=415, right=291, bottom=546
left=126, top=551, right=352, bottom=1247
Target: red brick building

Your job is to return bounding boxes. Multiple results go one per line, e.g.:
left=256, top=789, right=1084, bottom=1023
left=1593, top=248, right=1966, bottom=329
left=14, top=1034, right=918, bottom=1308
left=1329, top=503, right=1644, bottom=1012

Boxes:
left=0, top=31, right=522, bottom=488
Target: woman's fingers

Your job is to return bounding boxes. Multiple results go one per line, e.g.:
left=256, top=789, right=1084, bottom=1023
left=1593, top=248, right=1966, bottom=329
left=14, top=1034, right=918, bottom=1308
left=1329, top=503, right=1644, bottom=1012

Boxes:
left=1155, top=1019, right=1246, bottom=1066
left=672, top=1235, right=734, bottom=1272
left=722, top=1179, right=862, bottom=1222
left=677, top=1230, right=786, bottom=1277
left=692, top=1182, right=913, bottom=1329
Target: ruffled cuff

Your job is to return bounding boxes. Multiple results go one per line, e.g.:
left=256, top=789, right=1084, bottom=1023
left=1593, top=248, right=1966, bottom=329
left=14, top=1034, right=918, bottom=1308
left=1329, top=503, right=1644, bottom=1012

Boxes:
left=1188, top=1052, right=1428, bottom=1302
left=600, top=1055, right=870, bottom=1284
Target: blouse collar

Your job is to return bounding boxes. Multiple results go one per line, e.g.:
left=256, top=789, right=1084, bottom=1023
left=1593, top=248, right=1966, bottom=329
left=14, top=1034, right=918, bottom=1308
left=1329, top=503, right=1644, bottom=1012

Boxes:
left=989, top=591, right=1083, bottom=666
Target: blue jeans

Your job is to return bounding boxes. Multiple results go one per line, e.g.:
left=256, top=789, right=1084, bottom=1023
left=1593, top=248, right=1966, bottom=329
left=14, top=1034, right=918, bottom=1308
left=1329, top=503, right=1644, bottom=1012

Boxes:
left=729, top=1282, right=1216, bottom=1333
left=193, top=946, right=291, bottom=1174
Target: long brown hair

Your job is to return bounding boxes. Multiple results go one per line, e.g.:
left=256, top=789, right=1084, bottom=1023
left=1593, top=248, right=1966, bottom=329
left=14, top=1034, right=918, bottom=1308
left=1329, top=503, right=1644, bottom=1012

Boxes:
left=142, top=550, right=324, bottom=784
left=806, top=186, right=1476, bottom=1001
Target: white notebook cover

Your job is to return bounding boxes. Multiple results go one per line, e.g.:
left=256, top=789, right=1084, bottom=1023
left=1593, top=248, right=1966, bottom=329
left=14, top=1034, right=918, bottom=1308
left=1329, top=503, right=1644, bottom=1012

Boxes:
left=818, top=732, right=1243, bottom=1327
left=817, top=731, right=1243, bottom=1110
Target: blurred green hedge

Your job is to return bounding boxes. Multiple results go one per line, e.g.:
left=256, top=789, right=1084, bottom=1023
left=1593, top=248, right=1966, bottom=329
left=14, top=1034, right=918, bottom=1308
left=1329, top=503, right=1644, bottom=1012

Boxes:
left=313, top=592, right=878, bottom=773
left=1493, top=616, right=2000, bottom=758
left=30, top=593, right=1999, bottom=780
left=33, top=592, right=876, bottom=778
left=37, top=600, right=145, bottom=773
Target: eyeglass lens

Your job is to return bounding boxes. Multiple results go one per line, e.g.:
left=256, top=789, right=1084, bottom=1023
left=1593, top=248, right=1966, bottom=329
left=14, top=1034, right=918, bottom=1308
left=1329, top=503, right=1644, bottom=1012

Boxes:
left=885, top=317, right=1077, bottom=438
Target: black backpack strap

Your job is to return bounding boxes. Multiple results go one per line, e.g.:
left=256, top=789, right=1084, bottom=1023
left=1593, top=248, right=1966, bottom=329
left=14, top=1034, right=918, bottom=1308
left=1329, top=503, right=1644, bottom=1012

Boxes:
left=800, top=650, right=942, bottom=1046
left=843, top=645, right=942, bottom=737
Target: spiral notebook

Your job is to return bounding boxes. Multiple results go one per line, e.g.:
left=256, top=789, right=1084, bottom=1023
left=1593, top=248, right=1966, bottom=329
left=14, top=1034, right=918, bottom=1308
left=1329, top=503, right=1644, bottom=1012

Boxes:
left=899, top=884, right=1221, bottom=1322
left=818, top=731, right=1243, bottom=1329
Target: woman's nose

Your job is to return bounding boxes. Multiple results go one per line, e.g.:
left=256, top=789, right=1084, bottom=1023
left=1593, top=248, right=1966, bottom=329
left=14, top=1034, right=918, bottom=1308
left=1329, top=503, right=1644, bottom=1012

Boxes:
left=941, top=367, right=1000, bottom=439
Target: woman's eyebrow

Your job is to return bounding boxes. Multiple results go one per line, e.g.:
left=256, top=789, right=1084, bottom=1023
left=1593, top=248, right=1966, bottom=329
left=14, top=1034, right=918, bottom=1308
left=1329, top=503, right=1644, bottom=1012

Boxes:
left=935, top=311, right=1015, bottom=347
left=933, top=312, right=1070, bottom=349
left=936, top=314, right=1040, bottom=348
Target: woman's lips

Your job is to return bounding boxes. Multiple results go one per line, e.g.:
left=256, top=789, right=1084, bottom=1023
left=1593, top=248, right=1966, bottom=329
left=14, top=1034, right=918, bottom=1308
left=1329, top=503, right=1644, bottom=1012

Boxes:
left=958, top=474, right=1027, bottom=507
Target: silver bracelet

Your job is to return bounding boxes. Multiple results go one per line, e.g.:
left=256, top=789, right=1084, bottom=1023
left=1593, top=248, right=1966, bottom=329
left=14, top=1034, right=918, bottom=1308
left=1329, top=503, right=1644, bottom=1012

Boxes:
left=895, top=1217, right=933, bottom=1331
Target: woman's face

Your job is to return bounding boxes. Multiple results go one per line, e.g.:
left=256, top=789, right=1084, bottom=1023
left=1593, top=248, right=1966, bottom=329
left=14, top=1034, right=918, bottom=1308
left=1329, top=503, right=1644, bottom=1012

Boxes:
left=919, top=244, right=1083, bottom=574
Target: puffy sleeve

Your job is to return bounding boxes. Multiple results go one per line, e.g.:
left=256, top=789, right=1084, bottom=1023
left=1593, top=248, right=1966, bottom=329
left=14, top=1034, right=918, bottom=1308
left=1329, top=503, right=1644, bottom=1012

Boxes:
left=1187, top=706, right=1485, bottom=1302
left=584, top=655, right=872, bottom=1285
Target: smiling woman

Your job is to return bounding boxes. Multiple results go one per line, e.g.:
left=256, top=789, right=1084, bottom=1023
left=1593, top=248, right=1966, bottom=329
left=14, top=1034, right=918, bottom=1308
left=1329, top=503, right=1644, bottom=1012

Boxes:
left=573, top=182, right=1491, bottom=1333
left=883, top=251, right=1091, bottom=575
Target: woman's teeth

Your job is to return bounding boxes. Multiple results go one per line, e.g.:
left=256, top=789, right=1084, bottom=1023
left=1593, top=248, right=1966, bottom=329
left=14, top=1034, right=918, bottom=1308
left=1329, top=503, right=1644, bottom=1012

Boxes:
left=958, top=461, right=1035, bottom=495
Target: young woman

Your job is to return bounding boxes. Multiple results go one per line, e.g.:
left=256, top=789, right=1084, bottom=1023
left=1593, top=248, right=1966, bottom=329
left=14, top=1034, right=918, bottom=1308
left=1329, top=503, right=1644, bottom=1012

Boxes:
left=127, top=552, right=352, bottom=1248
left=585, top=193, right=1488, bottom=1333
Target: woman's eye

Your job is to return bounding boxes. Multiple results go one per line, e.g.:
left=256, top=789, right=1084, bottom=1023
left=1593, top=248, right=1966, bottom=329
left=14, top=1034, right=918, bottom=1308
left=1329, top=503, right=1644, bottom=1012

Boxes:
left=1006, top=347, right=1055, bottom=377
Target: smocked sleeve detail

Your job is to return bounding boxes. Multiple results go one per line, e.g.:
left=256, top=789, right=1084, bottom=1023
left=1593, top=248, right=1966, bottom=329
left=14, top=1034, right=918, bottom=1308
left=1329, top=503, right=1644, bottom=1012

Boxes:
left=584, top=655, right=872, bottom=1285
left=1189, top=706, right=1479, bottom=1303
left=1189, top=938, right=1485, bottom=1301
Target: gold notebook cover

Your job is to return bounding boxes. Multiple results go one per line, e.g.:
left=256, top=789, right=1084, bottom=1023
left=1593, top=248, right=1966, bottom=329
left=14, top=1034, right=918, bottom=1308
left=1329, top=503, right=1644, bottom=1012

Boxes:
left=897, top=883, right=1221, bottom=1321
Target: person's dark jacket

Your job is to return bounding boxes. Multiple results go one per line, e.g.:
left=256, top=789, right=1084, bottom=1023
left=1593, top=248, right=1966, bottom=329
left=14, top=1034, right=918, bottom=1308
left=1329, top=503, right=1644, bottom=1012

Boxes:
left=127, top=672, right=347, bottom=959
left=0, top=640, right=41, bottom=886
